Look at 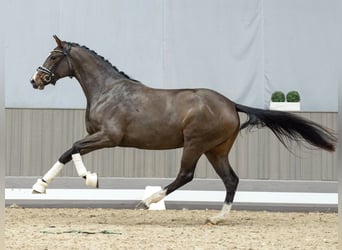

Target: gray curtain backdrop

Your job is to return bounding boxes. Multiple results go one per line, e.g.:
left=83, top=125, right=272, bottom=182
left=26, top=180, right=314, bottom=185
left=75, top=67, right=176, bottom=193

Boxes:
left=2, top=0, right=340, bottom=111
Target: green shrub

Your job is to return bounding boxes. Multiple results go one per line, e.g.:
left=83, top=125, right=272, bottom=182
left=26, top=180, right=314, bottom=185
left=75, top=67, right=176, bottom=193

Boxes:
left=286, top=91, right=300, bottom=102
left=271, top=91, right=285, bottom=102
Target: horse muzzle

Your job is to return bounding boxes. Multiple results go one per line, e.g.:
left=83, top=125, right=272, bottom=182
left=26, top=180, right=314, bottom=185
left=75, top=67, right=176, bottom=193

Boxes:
left=30, top=69, right=56, bottom=90
left=30, top=78, right=45, bottom=90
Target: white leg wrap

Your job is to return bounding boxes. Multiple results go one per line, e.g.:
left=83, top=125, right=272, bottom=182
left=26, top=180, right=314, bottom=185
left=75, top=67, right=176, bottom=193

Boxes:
left=32, top=161, right=64, bottom=194
left=72, top=153, right=88, bottom=177
left=85, top=172, right=98, bottom=188
left=72, top=153, right=98, bottom=188
left=32, top=179, right=48, bottom=194
left=43, top=161, right=64, bottom=183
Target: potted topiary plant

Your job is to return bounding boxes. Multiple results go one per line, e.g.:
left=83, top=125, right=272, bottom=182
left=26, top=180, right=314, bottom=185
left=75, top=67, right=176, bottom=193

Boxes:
left=271, top=91, right=286, bottom=102
left=269, top=90, right=301, bottom=111
left=269, top=91, right=286, bottom=110
left=284, top=90, right=301, bottom=111
left=286, top=91, right=300, bottom=102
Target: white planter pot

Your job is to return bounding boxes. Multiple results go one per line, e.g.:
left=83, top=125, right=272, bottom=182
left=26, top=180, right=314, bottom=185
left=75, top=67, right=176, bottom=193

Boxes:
left=269, top=102, right=301, bottom=111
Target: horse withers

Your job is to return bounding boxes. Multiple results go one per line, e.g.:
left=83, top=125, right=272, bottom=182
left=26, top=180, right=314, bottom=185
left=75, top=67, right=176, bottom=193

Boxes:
left=30, top=36, right=337, bottom=224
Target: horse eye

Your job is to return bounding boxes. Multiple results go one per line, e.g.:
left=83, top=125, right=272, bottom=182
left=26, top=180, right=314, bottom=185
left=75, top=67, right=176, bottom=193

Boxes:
left=50, top=56, right=56, bottom=60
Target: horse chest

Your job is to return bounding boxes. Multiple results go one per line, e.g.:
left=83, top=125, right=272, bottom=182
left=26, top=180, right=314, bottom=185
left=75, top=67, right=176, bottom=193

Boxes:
left=85, top=106, right=125, bottom=135
left=85, top=110, right=104, bottom=134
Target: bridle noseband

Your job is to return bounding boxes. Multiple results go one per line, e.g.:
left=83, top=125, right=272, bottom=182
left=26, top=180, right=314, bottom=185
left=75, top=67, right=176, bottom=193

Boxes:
left=36, top=43, right=73, bottom=86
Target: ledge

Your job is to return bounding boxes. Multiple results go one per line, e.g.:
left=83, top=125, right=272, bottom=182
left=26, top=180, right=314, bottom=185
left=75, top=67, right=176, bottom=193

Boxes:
left=5, top=177, right=337, bottom=212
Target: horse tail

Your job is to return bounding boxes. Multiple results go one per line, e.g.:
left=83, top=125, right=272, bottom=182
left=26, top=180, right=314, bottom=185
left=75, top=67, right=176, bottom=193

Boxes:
left=235, top=103, right=337, bottom=152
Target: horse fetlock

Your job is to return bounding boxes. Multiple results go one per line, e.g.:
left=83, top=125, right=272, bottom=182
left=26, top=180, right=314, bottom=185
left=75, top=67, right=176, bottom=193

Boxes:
left=145, top=189, right=166, bottom=206
left=32, top=179, right=48, bottom=194
left=206, top=203, right=232, bottom=225
left=85, top=171, right=98, bottom=188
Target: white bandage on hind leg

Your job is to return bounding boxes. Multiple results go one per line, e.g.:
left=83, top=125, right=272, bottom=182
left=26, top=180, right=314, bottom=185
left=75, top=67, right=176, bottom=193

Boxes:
left=72, top=153, right=88, bottom=177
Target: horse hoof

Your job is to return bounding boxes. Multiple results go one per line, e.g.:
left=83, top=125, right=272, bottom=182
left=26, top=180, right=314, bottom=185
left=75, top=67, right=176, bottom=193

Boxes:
left=85, top=172, right=98, bottom=188
left=32, top=179, right=47, bottom=194
left=136, top=201, right=149, bottom=210
left=32, top=190, right=44, bottom=194
left=205, top=219, right=215, bottom=225
left=205, top=218, right=220, bottom=225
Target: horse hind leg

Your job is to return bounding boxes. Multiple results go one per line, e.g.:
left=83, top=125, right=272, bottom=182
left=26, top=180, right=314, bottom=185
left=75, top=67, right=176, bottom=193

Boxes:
left=136, top=146, right=201, bottom=209
left=206, top=154, right=238, bottom=224
left=204, top=138, right=239, bottom=224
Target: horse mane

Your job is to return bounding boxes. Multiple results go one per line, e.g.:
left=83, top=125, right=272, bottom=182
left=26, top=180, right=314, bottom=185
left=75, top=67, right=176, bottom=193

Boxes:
left=69, top=42, right=139, bottom=82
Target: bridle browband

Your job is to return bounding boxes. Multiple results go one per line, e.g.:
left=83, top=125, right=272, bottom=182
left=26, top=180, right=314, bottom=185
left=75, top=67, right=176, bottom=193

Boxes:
left=36, top=43, right=73, bottom=86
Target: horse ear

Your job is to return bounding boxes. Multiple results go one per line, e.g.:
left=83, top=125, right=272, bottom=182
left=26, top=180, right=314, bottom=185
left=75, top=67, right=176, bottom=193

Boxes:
left=53, top=35, right=63, bottom=48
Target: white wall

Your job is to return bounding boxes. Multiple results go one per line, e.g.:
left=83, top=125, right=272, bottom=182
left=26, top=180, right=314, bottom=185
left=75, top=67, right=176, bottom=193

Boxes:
left=2, top=0, right=340, bottom=111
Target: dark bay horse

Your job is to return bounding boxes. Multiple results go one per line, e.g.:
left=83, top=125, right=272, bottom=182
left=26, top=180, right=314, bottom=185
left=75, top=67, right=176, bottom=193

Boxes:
left=30, top=36, right=336, bottom=224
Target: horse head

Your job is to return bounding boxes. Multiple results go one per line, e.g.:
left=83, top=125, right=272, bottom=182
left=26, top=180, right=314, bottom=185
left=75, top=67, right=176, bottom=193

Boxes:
left=30, top=35, right=73, bottom=90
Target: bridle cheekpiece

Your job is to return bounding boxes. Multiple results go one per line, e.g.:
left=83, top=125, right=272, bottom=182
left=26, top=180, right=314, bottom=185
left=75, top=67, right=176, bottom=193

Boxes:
left=36, top=43, right=72, bottom=86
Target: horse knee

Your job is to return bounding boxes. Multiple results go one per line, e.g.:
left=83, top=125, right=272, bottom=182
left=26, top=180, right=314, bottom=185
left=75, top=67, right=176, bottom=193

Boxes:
left=71, top=142, right=81, bottom=154
left=58, top=148, right=73, bottom=164
left=58, top=142, right=82, bottom=164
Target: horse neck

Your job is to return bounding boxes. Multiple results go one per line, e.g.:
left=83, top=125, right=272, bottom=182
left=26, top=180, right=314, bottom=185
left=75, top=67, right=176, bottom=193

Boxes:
left=69, top=47, right=123, bottom=104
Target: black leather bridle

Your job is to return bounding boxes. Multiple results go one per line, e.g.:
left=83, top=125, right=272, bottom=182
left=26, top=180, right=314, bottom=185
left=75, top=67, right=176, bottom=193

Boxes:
left=36, top=43, right=72, bottom=86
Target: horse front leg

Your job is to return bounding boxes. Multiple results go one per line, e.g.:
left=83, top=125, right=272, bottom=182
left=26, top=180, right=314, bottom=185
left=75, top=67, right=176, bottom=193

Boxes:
left=32, top=132, right=116, bottom=193
left=32, top=160, right=65, bottom=194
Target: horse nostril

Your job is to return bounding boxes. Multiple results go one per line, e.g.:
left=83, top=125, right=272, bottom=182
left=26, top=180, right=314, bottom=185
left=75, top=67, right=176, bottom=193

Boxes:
left=30, top=79, right=35, bottom=84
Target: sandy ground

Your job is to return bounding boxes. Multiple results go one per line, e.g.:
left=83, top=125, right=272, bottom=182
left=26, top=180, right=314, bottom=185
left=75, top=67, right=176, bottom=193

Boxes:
left=5, top=207, right=337, bottom=250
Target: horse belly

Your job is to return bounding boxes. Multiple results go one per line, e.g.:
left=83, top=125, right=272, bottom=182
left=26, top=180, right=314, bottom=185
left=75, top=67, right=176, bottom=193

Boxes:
left=119, top=127, right=184, bottom=150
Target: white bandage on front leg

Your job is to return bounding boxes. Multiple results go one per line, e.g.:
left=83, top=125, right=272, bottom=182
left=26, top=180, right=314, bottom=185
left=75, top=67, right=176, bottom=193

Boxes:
left=43, top=161, right=64, bottom=183
left=72, top=153, right=98, bottom=188
left=32, top=179, right=48, bottom=194
left=72, top=153, right=88, bottom=177
left=32, top=161, right=64, bottom=194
